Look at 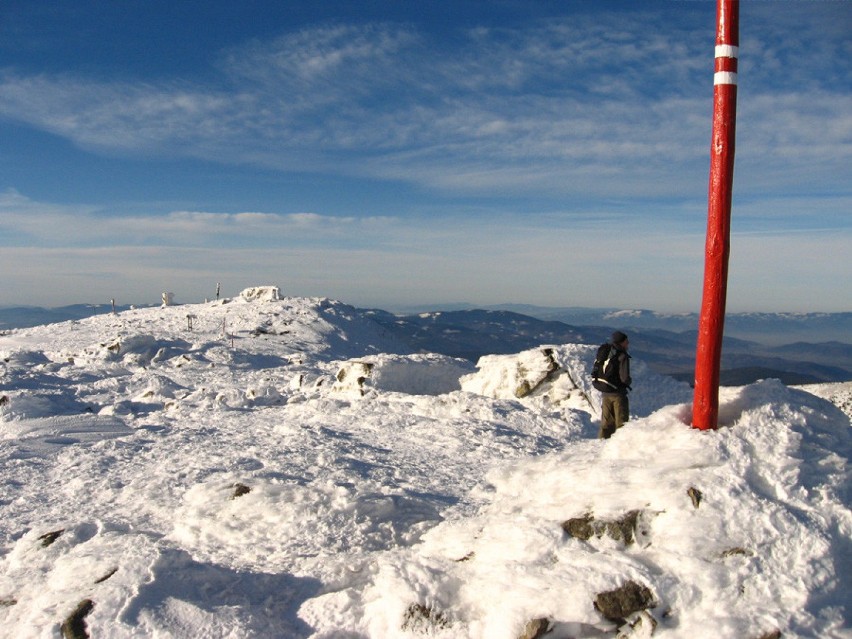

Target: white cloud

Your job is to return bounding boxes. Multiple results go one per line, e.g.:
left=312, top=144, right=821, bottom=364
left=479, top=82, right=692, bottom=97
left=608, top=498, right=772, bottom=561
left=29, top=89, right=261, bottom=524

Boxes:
left=1, top=191, right=847, bottom=312
left=737, top=92, right=852, bottom=182
left=0, top=229, right=701, bottom=310
left=0, top=190, right=397, bottom=247
left=1, top=11, right=846, bottom=199
left=222, top=24, right=421, bottom=88
left=0, top=73, right=236, bottom=152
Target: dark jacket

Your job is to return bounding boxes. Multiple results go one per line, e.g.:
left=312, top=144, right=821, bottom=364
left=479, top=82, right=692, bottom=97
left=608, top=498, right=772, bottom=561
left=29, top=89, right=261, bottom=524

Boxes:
left=613, top=346, right=631, bottom=392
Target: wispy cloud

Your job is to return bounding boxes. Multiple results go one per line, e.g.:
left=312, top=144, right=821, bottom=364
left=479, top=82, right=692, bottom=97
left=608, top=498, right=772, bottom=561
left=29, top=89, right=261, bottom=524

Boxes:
left=0, top=73, right=236, bottom=152
left=221, top=24, right=422, bottom=95
left=3, top=189, right=847, bottom=312
left=0, top=190, right=396, bottom=248
left=1, top=9, right=847, bottom=201
left=0, top=226, right=706, bottom=310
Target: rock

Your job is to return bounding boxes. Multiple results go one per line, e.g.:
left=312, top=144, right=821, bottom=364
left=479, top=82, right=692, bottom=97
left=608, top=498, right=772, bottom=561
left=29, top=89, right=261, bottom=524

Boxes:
left=401, top=603, right=449, bottom=632
left=514, top=348, right=560, bottom=398
left=721, top=547, right=753, bottom=558
left=60, top=599, right=94, bottom=639
left=231, top=483, right=251, bottom=499
left=240, top=286, right=280, bottom=302
left=605, top=510, right=640, bottom=545
left=594, top=581, right=656, bottom=623
left=562, top=513, right=596, bottom=540
left=616, top=611, right=658, bottom=638
left=461, top=347, right=561, bottom=400
left=687, top=486, right=702, bottom=508
left=754, top=631, right=781, bottom=639
left=515, top=380, right=533, bottom=397
left=333, top=361, right=374, bottom=396
left=38, top=529, right=65, bottom=548
left=94, top=567, right=118, bottom=584
left=562, top=510, right=641, bottom=546
left=519, top=617, right=551, bottom=639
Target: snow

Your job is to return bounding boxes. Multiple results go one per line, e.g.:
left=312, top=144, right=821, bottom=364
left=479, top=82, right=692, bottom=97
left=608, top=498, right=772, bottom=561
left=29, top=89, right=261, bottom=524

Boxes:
left=0, top=291, right=849, bottom=638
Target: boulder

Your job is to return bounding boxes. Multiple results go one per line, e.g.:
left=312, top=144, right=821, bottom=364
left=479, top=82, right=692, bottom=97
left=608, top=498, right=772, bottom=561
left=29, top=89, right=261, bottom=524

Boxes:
left=240, top=286, right=280, bottom=301
left=519, top=617, right=551, bottom=639
left=461, top=347, right=561, bottom=399
left=594, top=581, right=656, bottom=623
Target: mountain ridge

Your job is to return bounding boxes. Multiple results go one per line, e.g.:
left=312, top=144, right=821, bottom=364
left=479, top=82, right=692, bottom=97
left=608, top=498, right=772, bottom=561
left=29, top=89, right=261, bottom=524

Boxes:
left=2, top=301, right=850, bottom=384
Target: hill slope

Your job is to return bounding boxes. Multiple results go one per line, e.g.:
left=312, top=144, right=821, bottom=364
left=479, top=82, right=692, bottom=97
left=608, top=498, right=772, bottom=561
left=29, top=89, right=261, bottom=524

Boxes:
left=0, top=289, right=849, bottom=638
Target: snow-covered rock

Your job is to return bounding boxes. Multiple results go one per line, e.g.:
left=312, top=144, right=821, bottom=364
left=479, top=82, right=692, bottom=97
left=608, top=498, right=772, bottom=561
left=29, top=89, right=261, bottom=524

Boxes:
left=460, top=344, right=694, bottom=420
left=239, top=285, right=281, bottom=301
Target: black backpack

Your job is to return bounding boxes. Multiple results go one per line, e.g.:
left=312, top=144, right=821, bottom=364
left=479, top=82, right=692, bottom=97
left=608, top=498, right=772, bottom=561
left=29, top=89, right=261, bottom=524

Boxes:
left=591, top=343, right=622, bottom=393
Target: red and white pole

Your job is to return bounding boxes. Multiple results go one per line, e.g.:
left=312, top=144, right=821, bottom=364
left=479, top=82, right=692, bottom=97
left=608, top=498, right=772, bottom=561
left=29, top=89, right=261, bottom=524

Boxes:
left=693, top=0, right=739, bottom=431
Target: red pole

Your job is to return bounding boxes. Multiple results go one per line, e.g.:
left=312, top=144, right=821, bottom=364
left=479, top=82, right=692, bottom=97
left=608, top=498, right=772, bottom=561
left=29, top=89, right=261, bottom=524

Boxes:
left=693, top=0, right=739, bottom=430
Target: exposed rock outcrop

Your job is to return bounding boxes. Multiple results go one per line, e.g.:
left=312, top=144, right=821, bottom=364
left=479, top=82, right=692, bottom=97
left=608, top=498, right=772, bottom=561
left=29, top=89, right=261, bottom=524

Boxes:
left=401, top=602, right=450, bottom=632
left=594, top=581, right=656, bottom=623
left=38, top=529, right=65, bottom=548
left=231, top=483, right=251, bottom=499
left=687, top=486, right=702, bottom=508
left=60, top=599, right=94, bottom=639
left=240, top=286, right=281, bottom=301
left=519, top=617, right=551, bottom=639
left=562, top=511, right=642, bottom=546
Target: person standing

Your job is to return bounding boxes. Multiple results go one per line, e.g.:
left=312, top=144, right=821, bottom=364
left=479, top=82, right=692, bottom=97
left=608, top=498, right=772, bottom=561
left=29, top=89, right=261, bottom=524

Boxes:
left=593, top=330, right=632, bottom=439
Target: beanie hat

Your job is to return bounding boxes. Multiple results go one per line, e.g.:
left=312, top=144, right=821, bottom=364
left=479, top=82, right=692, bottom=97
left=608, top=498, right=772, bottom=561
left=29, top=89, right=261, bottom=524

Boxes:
left=611, top=330, right=628, bottom=345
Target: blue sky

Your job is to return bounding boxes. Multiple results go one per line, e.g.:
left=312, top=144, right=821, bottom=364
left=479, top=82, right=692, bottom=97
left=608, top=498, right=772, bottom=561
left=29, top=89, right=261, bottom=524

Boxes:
left=0, top=1, right=849, bottom=312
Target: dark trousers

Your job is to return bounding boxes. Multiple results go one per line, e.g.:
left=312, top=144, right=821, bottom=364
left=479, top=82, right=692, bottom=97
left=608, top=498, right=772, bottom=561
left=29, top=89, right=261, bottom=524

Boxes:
left=599, top=392, right=629, bottom=439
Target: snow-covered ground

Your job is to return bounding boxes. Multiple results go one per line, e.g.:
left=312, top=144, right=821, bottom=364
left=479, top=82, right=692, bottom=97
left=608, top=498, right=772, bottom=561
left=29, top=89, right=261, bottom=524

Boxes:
left=1, top=288, right=849, bottom=638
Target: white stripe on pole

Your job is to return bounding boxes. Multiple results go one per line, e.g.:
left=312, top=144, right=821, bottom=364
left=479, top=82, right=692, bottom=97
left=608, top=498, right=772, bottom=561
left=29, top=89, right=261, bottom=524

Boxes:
left=715, top=44, right=739, bottom=58
left=714, top=72, right=738, bottom=85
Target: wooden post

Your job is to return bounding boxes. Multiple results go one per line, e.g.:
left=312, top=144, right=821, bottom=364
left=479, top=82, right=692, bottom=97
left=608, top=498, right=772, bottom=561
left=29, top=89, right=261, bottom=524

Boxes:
left=693, top=0, right=739, bottom=430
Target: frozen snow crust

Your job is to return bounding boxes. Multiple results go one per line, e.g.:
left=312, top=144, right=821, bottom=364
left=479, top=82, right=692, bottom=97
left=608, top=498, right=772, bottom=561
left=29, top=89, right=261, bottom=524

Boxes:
left=0, top=292, right=850, bottom=638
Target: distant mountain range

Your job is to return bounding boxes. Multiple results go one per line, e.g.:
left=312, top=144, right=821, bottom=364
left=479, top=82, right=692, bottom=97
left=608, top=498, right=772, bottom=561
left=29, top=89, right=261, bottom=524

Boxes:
left=0, top=303, right=141, bottom=329
left=366, top=308, right=851, bottom=385
left=387, top=303, right=852, bottom=346
left=2, top=302, right=850, bottom=385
